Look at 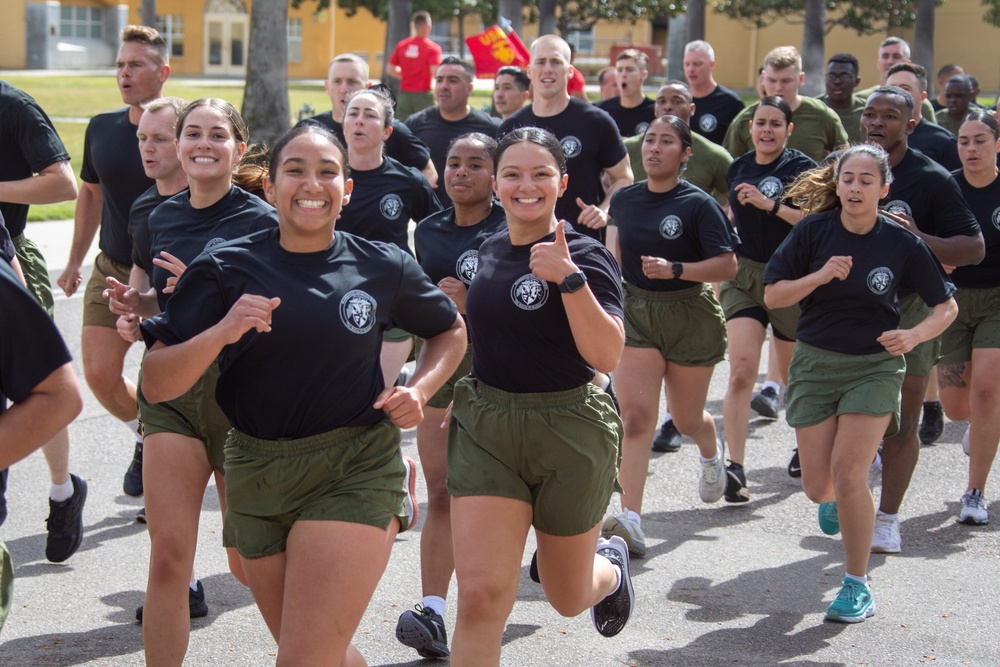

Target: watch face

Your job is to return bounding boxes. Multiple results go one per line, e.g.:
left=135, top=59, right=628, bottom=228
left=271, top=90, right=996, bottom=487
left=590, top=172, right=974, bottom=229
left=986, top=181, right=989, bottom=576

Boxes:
left=560, top=271, right=587, bottom=293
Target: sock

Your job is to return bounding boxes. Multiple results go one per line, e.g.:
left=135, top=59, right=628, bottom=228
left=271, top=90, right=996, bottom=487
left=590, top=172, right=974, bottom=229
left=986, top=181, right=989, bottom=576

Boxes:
left=50, top=478, right=74, bottom=502
left=700, top=452, right=720, bottom=465
left=844, top=572, right=868, bottom=585
left=125, top=419, right=143, bottom=443
left=421, top=595, right=446, bottom=618
left=876, top=511, right=898, bottom=522
left=624, top=509, right=641, bottom=527
left=606, top=563, right=622, bottom=596
left=190, top=575, right=199, bottom=591
left=762, top=380, right=780, bottom=393
left=662, top=411, right=672, bottom=423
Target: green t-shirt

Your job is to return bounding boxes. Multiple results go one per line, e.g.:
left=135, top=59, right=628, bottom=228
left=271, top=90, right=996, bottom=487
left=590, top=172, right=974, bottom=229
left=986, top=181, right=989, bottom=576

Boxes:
left=723, top=97, right=848, bottom=162
left=816, top=94, right=867, bottom=144
left=624, top=131, right=733, bottom=207
left=857, top=85, right=937, bottom=125
left=934, top=109, right=965, bottom=137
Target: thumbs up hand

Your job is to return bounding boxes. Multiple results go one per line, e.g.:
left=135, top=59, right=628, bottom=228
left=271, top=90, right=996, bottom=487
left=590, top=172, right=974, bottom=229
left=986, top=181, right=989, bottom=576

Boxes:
left=576, top=197, right=609, bottom=229
left=529, top=222, right=579, bottom=284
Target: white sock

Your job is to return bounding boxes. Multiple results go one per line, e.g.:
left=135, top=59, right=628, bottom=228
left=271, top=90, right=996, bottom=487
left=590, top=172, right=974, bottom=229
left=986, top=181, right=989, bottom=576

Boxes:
left=190, top=575, right=199, bottom=591
left=421, top=595, right=446, bottom=618
left=50, top=478, right=74, bottom=502
left=876, top=511, right=898, bottom=522
left=125, top=419, right=143, bottom=443
left=699, top=453, right=720, bottom=464
left=762, top=380, right=781, bottom=393
left=662, top=411, right=672, bottom=423
left=607, top=563, right=622, bottom=595
left=844, top=572, right=868, bottom=585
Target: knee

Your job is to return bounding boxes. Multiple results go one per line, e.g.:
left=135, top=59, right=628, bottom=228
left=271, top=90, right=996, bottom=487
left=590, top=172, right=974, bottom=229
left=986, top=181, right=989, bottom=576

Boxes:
left=939, top=390, right=970, bottom=421
left=82, top=361, right=121, bottom=396
left=801, top=478, right=831, bottom=504
left=545, top=585, right=592, bottom=618
left=425, top=478, right=451, bottom=513
left=457, top=578, right=511, bottom=624
left=970, top=383, right=1000, bottom=412
left=621, top=405, right=656, bottom=436
left=227, top=548, right=248, bottom=586
left=726, top=364, right=757, bottom=393
left=672, top=411, right=708, bottom=437
left=147, top=536, right=195, bottom=584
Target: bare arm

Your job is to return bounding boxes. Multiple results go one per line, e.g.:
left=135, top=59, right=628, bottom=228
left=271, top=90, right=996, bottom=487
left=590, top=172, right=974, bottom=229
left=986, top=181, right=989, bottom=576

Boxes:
left=57, top=181, right=102, bottom=296
left=421, top=159, right=439, bottom=188
left=878, top=297, right=958, bottom=356
left=882, top=212, right=985, bottom=267
left=576, top=156, right=634, bottom=231
left=641, top=252, right=737, bottom=284
left=0, top=160, right=78, bottom=206
left=764, top=256, right=853, bottom=309
left=0, top=363, right=82, bottom=470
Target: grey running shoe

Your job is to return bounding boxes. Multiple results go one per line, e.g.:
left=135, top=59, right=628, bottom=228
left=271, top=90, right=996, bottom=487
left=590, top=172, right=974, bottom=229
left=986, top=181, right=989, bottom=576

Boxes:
left=396, top=604, right=450, bottom=658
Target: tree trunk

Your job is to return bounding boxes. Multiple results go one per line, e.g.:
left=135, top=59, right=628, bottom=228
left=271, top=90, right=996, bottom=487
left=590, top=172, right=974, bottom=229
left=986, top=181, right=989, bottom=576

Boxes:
left=242, top=1, right=290, bottom=147
left=667, top=14, right=687, bottom=82
left=382, top=0, right=412, bottom=84
left=141, top=0, right=156, bottom=28
left=539, top=0, right=557, bottom=36
left=801, top=0, right=825, bottom=97
left=915, top=0, right=936, bottom=97
left=687, top=0, right=705, bottom=43
left=498, top=0, right=523, bottom=37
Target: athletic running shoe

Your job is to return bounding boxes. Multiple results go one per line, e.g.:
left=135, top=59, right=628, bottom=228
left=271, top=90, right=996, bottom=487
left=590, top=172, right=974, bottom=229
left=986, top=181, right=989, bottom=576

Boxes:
left=601, top=510, right=647, bottom=558
left=46, top=474, right=87, bottom=563
left=787, top=449, right=801, bottom=478
left=136, top=580, right=208, bottom=623
left=396, top=604, right=450, bottom=658
left=529, top=550, right=540, bottom=583
left=652, top=419, right=682, bottom=453
left=918, top=400, right=944, bottom=445
left=0, top=468, right=8, bottom=527
left=591, top=536, right=634, bottom=638
left=750, top=386, right=780, bottom=419
left=399, top=456, right=419, bottom=532
left=724, top=461, right=750, bottom=503
left=818, top=502, right=840, bottom=536
left=825, top=577, right=875, bottom=623
left=136, top=507, right=147, bottom=524
left=123, top=441, right=143, bottom=497
left=871, top=512, right=901, bottom=553
left=867, top=450, right=883, bottom=492
left=699, top=439, right=726, bottom=503
left=962, top=424, right=971, bottom=456
left=959, top=489, right=989, bottom=525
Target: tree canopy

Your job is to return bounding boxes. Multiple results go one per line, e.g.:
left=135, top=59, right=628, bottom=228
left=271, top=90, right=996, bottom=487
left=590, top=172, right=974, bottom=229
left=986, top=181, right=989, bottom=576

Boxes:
left=710, top=0, right=942, bottom=34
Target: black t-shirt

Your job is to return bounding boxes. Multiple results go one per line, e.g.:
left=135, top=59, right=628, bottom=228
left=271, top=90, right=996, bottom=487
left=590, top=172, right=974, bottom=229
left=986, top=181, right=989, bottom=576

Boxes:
left=129, top=185, right=173, bottom=274
left=727, top=148, right=817, bottom=262
left=950, top=172, right=1000, bottom=288
left=81, top=108, right=155, bottom=266
left=141, top=228, right=458, bottom=439
left=0, top=212, right=14, bottom=264
left=909, top=119, right=960, bottom=172
left=883, top=148, right=980, bottom=239
left=0, top=259, right=72, bottom=413
left=414, top=203, right=507, bottom=287
left=405, top=106, right=500, bottom=208
left=466, top=223, right=624, bottom=392
left=145, top=186, right=277, bottom=311
left=765, top=210, right=955, bottom=354
left=691, top=85, right=746, bottom=146
left=298, top=112, right=432, bottom=174
left=499, top=98, right=628, bottom=242
left=594, top=96, right=656, bottom=137
left=338, top=157, right=442, bottom=253
left=0, top=81, right=72, bottom=238
left=611, top=180, right=736, bottom=291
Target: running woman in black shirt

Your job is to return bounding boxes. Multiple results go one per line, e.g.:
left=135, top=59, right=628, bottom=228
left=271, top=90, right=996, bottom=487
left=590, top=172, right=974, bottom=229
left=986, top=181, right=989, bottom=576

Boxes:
left=140, top=124, right=466, bottom=665
left=448, top=128, right=632, bottom=665
left=764, top=143, right=957, bottom=623
left=938, top=110, right=1000, bottom=525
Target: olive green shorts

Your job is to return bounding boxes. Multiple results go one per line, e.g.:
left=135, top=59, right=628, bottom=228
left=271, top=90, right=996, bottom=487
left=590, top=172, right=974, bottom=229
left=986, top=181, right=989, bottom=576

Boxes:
left=0, top=540, right=12, bottom=634
left=136, top=360, right=230, bottom=472
left=12, top=234, right=53, bottom=317
left=898, top=292, right=941, bottom=377
left=395, top=90, right=435, bottom=121
left=383, top=327, right=414, bottom=344
left=222, top=419, right=405, bottom=559
left=415, top=337, right=473, bottom=409
left=719, top=257, right=800, bottom=340
left=83, top=252, right=131, bottom=328
left=940, top=286, right=1000, bottom=364
left=624, top=282, right=727, bottom=366
left=447, top=377, right=623, bottom=537
left=786, top=341, right=905, bottom=437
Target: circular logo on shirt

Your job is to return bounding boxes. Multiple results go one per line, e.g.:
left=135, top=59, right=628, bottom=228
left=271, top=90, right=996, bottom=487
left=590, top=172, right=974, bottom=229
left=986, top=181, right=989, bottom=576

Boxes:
left=758, top=177, right=784, bottom=200
left=634, top=122, right=650, bottom=136
left=340, top=290, right=377, bottom=334
left=867, top=267, right=894, bottom=295
left=456, top=249, right=479, bottom=285
left=203, top=237, right=228, bottom=252
left=699, top=114, right=718, bottom=133
left=992, top=206, right=1000, bottom=231
left=883, top=200, right=912, bottom=217
left=511, top=274, right=549, bottom=310
left=380, top=194, right=404, bottom=220
left=560, top=136, right=582, bottom=158
left=659, top=215, right=683, bottom=240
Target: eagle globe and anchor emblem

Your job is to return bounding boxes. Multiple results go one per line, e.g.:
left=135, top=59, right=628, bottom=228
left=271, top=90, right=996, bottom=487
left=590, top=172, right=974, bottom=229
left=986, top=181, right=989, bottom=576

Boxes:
left=340, top=290, right=377, bottom=334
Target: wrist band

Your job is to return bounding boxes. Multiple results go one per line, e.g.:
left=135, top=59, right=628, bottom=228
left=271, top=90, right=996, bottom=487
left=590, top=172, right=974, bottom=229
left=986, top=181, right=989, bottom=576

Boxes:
left=771, top=199, right=781, bottom=215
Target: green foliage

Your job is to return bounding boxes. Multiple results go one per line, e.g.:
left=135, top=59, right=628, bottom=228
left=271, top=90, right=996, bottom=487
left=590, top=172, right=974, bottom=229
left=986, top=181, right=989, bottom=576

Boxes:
left=710, top=0, right=936, bottom=34
left=984, top=0, right=1000, bottom=25
left=554, top=1, right=685, bottom=31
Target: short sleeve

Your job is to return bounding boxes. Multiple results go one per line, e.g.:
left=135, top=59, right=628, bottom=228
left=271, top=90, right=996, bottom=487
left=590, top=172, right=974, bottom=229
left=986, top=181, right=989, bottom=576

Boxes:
left=140, top=254, right=230, bottom=348
left=388, top=252, right=459, bottom=338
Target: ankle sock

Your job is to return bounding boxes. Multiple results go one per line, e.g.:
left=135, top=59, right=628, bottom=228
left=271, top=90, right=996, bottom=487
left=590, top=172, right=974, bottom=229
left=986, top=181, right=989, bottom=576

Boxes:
left=762, top=380, right=780, bottom=393
left=422, top=595, right=446, bottom=618
left=50, top=478, right=74, bottom=502
left=844, top=572, right=867, bottom=585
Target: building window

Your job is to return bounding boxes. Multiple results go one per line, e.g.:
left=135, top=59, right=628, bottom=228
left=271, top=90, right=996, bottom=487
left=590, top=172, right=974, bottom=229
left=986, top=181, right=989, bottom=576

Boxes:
left=564, top=27, right=594, bottom=54
left=287, top=18, right=303, bottom=62
left=156, top=15, right=185, bottom=58
left=59, top=5, right=104, bottom=39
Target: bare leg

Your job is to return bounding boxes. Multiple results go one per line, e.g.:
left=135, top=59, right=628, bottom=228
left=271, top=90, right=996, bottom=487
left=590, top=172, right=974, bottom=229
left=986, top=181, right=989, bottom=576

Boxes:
left=879, top=374, right=928, bottom=515
left=722, top=318, right=767, bottom=466
left=41, top=428, right=70, bottom=486
left=415, top=405, right=453, bottom=600
left=615, top=347, right=667, bottom=514
left=535, top=523, right=618, bottom=616
left=968, top=349, right=1000, bottom=492
left=663, top=363, right=718, bottom=459
left=81, top=325, right=137, bottom=422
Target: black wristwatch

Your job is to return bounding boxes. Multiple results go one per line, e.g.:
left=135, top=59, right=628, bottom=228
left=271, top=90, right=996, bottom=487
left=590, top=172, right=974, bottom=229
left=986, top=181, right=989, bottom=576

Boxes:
left=672, top=262, right=684, bottom=279
left=559, top=271, right=588, bottom=293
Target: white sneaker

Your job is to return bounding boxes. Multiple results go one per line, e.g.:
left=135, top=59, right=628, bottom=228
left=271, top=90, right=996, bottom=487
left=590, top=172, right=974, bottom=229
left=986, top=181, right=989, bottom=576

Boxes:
left=871, top=512, right=901, bottom=554
left=959, top=489, right=989, bottom=525
left=698, top=439, right=726, bottom=504
left=962, top=424, right=971, bottom=457
left=601, top=510, right=647, bottom=558
left=867, top=450, right=883, bottom=492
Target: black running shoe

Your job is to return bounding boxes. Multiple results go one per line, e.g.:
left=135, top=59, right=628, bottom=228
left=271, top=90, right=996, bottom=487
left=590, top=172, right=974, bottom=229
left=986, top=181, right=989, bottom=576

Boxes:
left=787, top=449, right=802, bottom=478
left=45, top=474, right=87, bottom=563
left=750, top=386, right=780, bottom=419
left=136, top=580, right=209, bottom=623
left=136, top=507, right=147, bottom=524
left=0, top=468, right=8, bottom=527
left=123, top=441, right=143, bottom=497
left=529, top=550, right=540, bottom=583
left=591, top=536, right=634, bottom=637
left=652, top=419, right=682, bottom=453
left=724, top=462, right=750, bottom=503
left=918, top=401, right=944, bottom=445
left=396, top=604, right=450, bottom=658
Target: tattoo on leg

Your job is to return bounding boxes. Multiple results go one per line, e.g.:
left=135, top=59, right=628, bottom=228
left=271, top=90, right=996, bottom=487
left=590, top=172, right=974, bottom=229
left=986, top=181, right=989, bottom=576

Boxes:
left=938, top=362, right=968, bottom=389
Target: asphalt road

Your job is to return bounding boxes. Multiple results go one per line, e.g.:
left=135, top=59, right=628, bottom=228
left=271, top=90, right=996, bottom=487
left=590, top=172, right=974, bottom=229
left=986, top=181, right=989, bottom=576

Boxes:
left=1, top=220, right=998, bottom=666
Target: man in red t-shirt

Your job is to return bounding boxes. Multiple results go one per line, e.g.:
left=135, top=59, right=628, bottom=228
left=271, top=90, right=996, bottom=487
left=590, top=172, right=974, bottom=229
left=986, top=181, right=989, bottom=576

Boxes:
left=388, top=11, right=442, bottom=120
left=566, top=42, right=588, bottom=101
